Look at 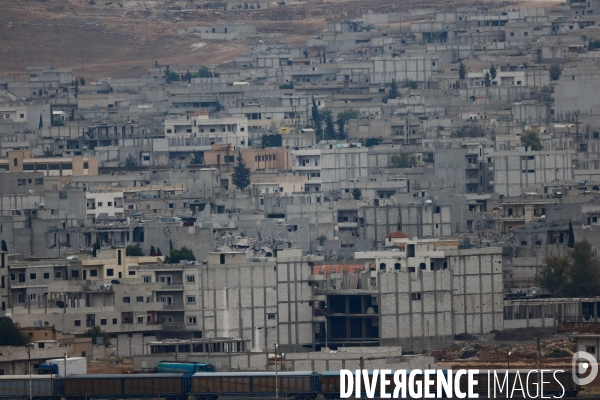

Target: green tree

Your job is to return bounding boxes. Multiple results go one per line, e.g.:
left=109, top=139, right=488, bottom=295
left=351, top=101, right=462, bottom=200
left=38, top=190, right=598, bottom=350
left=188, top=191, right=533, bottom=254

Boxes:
left=167, top=71, right=179, bottom=83
left=535, top=256, right=569, bottom=295
left=458, top=62, right=466, bottom=80
left=231, top=150, right=251, bottom=191
left=451, top=125, right=485, bottom=138
left=365, top=138, right=382, bottom=147
left=39, top=114, right=43, bottom=129
left=190, top=152, right=203, bottom=165
left=336, top=109, right=358, bottom=140
left=165, top=246, right=196, bottom=264
left=590, top=39, right=600, bottom=50
left=311, top=97, right=322, bottom=140
left=311, top=97, right=320, bottom=126
left=125, top=244, right=144, bottom=256
left=521, top=130, right=543, bottom=151
left=0, top=317, right=29, bottom=346
left=156, top=247, right=162, bottom=256
left=262, top=134, right=282, bottom=148
left=74, top=78, right=79, bottom=98
left=569, top=239, right=600, bottom=297
left=79, top=76, right=86, bottom=86
left=351, top=188, right=362, bottom=200
left=550, top=65, right=561, bottom=81
left=403, top=79, right=418, bottom=90
left=150, top=246, right=156, bottom=255
left=489, top=63, right=497, bottom=81
left=317, top=235, right=327, bottom=246
left=279, top=82, right=294, bottom=90
left=483, top=72, right=491, bottom=87
left=124, top=154, right=138, bottom=170
left=185, top=70, right=192, bottom=82
left=69, top=108, right=75, bottom=121
left=43, top=147, right=54, bottom=157
left=388, top=80, right=399, bottom=100
left=536, top=240, right=600, bottom=297
left=389, top=152, right=417, bottom=168
left=83, top=326, right=111, bottom=346
left=568, top=220, right=575, bottom=249
left=322, top=109, right=335, bottom=139
left=196, top=65, right=213, bottom=78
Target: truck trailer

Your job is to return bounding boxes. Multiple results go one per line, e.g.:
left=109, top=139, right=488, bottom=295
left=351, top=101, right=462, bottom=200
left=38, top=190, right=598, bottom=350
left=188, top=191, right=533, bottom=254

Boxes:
left=38, top=357, right=87, bottom=376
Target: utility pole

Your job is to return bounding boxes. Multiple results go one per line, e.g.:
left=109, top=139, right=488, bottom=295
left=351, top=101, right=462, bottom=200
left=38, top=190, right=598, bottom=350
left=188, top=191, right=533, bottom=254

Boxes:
left=275, top=343, right=279, bottom=400
left=26, top=343, right=33, bottom=400
left=536, top=336, right=540, bottom=370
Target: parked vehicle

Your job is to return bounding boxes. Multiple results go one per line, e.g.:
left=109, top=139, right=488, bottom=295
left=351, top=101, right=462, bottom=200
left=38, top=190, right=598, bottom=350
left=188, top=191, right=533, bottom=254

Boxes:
left=157, top=361, right=215, bottom=373
left=38, top=357, right=87, bottom=376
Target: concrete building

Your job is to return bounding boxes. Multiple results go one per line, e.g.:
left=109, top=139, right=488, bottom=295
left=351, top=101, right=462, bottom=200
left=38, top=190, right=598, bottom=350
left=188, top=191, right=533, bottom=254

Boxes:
left=164, top=111, right=249, bottom=153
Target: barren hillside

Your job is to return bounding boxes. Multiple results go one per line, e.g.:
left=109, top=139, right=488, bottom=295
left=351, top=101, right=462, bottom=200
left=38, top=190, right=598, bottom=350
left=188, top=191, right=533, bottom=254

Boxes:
left=0, top=0, right=509, bottom=79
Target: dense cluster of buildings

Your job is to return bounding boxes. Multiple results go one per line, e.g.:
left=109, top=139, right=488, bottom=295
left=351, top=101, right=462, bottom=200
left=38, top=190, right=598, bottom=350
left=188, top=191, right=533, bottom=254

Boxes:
left=4, top=0, right=600, bottom=372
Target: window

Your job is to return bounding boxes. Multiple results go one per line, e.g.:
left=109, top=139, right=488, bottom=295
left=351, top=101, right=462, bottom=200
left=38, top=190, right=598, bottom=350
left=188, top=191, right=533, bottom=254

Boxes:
left=90, top=270, right=98, bottom=277
left=30, top=293, right=36, bottom=300
left=187, top=296, right=196, bottom=304
left=379, top=263, right=386, bottom=270
left=106, top=269, right=114, bottom=277
left=411, top=293, right=422, bottom=300
left=267, top=314, right=276, bottom=320
left=137, top=316, right=144, bottom=323
left=123, top=297, right=131, bottom=303
left=98, top=202, right=103, bottom=207
left=84, top=162, right=89, bottom=169
left=587, top=346, right=596, bottom=354
left=100, top=319, right=107, bottom=325
left=112, top=318, right=118, bottom=325
left=43, top=272, right=49, bottom=279
left=129, top=271, right=136, bottom=276
left=30, top=273, right=36, bottom=280
left=108, top=202, right=112, bottom=206
left=188, top=316, right=197, bottom=324
left=394, top=263, right=401, bottom=270
left=136, top=296, right=144, bottom=303
left=186, top=275, right=195, bottom=283
left=72, top=270, right=79, bottom=278
left=143, top=276, right=151, bottom=283
left=74, top=320, right=81, bottom=326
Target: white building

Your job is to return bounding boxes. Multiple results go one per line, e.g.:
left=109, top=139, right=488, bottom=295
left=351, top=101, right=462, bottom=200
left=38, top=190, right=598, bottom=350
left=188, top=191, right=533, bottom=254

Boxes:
left=164, top=111, right=249, bottom=152
left=86, top=191, right=125, bottom=221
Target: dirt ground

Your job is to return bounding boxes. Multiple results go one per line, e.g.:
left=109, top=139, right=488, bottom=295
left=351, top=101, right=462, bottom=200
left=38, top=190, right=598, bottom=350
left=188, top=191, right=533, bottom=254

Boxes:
left=0, top=0, right=515, bottom=79
left=438, top=330, right=600, bottom=395
left=87, top=357, right=135, bottom=374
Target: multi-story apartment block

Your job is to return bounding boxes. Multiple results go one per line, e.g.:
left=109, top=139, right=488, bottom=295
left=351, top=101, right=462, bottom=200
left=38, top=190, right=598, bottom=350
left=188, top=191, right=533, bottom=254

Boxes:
left=164, top=111, right=249, bottom=153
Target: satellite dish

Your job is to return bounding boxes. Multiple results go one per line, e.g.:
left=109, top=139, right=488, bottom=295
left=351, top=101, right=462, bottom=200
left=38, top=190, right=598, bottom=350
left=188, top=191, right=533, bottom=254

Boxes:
left=110, top=280, right=121, bottom=285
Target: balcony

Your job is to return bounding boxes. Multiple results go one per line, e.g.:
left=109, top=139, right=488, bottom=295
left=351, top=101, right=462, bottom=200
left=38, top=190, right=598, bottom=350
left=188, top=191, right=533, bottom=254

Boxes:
left=162, top=322, right=185, bottom=330
left=338, top=222, right=359, bottom=229
left=159, top=284, right=184, bottom=290
left=162, top=302, right=185, bottom=310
